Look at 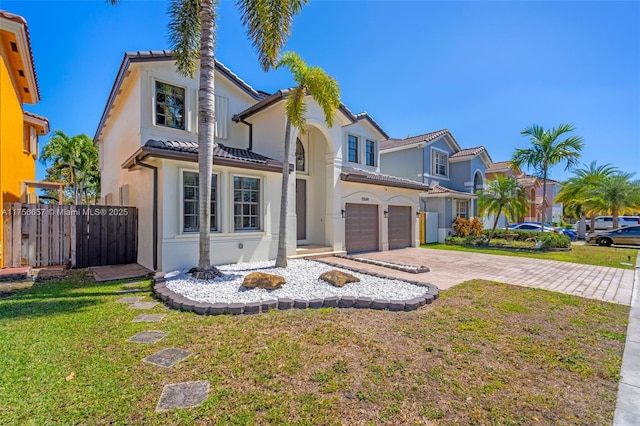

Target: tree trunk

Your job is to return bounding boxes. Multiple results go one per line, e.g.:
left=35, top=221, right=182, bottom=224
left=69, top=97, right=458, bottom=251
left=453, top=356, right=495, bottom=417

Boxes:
left=487, top=205, right=503, bottom=245
left=72, top=170, right=79, bottom=205
left=612, top=207, right=619, bottom=229
left=540, top=167, right=548, bottom=233
left=577, top=208, right=587, bottom=239
left=193, top=0, right=222, bottom=279
left=275, top=120, right=293, bottom=268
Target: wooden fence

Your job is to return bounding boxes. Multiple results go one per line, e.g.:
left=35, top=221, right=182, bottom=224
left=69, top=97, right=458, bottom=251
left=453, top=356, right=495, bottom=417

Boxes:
left=2, top=203, right=138, bottom=268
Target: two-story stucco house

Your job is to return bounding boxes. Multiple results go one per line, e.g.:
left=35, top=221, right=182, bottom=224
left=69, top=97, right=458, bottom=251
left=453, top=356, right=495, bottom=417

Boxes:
left=95, top=51, right=429, bottom=272
left=380, top=129, right=492, bottom=242
left=0, top=11, right=49, bottom=267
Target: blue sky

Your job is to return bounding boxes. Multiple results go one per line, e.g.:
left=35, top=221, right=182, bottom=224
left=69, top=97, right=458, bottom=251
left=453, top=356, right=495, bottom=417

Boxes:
left=5, top=0, right=640, bottom=182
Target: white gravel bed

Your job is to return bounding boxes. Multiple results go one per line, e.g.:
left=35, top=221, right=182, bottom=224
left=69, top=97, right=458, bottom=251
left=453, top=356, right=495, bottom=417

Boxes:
left=164, top=259, right=428, bottom=304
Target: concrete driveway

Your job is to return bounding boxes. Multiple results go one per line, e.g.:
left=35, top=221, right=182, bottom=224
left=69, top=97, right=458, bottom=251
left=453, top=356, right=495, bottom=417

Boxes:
left=333, top=247, right=635, bottom=305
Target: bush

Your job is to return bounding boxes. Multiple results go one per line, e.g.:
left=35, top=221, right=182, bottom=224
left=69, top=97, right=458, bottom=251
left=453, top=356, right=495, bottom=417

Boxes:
left=469, top=218, right=484, bottom=236
left=539, top=232, right=571, bottom=249
left=453, top=217, right=484, bottom=237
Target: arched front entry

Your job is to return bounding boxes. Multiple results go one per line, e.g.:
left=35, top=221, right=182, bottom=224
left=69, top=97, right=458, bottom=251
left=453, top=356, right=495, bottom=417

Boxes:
left=472, top=171, right=483, bottom=216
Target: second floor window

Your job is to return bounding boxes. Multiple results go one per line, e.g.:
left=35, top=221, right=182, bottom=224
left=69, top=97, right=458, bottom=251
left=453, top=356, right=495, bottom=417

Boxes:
left=365, top=139, right=375, bottom=166
left=183, top=172, right=217, bottom=232
left=348, top=135, right=359, bottom=163
left=433, top=151, right=448, bottom=177
left=156, top=81, right=185, bottom=130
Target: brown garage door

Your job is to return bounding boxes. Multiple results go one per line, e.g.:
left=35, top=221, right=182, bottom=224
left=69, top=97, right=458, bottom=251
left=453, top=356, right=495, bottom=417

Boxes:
left=345, top=203, right=379, bottom=253
left=388, top=205, right=411, bottom=249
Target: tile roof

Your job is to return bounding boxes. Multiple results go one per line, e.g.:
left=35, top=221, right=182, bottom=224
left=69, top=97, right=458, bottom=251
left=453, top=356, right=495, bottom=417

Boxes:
left=0, top=10, right=40, bottom=101
left=354, top=112, right=389, bottom=139
left=485, top=160, right=513, bottom=172
left=425, top=185, right=477, bottom=197
left=380, top=129, right=452, bottom=151
left=340, top=167, right=429, bottom=191
left=450, top=146, right=486, bottom=159
left=145, top=139, right=276, bottom=164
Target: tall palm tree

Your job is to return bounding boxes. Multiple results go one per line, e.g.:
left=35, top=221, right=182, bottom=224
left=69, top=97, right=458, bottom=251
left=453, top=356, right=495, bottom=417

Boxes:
left=41, top=130, right=96, bottom=205
left=477, top=175, right=526, bottom=244
left=110, top=0, right=306, bottom=278
left=555, top=161, right=618, bottom=238
left=511, top=123, right=584, bottom=233
left=274, top=52, right=340, bottom=268
left=591, top=172, right=640, bottom=229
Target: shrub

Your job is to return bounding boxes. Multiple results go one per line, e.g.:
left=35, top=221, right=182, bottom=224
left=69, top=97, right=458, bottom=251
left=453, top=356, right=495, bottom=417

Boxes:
left=469, top=218, right=484, bottom=236
left=539, top=232, right=571, bottom=249
left=453, top=217, right=484, bottom=237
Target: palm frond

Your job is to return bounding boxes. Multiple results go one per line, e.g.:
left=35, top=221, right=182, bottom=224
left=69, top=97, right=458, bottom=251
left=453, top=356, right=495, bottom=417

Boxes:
left=286, top=86, right=307, bottom=131
left=168, top=0, right=203, bottom=78
left=305, top=66, right=340, bottom=128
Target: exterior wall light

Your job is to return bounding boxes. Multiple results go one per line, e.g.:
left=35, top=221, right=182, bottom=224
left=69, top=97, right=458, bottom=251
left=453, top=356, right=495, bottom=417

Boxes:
left=383, top=210, right=389, bottom=218
left=341, top=209, right=346, bottom=218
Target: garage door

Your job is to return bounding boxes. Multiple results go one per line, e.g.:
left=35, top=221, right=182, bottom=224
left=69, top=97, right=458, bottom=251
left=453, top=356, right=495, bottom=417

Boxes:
left=388, top=205, right=411, bottom=249
left=345, top=203, right=379, bottom=253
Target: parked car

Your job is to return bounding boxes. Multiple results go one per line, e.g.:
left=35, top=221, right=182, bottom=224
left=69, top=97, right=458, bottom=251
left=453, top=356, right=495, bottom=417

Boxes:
left=508, top=223, right=560, bottom=233
left=586, top=225, right=640, bottom=246
left=523, top=222, right=577, bottom=240
left=586, top=216, right=640, bottom=232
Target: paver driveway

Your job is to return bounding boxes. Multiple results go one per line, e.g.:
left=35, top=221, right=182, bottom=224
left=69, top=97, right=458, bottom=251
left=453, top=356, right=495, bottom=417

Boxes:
left=328, top=247, right=635, bottom=305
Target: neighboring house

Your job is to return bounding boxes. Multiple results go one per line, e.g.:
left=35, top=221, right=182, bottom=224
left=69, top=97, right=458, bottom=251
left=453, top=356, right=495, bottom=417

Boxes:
left=539, top=178, right=563, bottom=223
left=95, top=51, right=429, bottom=272
left=0, top=11, right=49, bottom=267
left=380, top=129, right=492, bottom=242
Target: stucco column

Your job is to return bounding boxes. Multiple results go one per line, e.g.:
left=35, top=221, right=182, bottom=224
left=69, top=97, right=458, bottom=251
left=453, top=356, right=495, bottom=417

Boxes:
left=286, top=148, right=297, bottom=256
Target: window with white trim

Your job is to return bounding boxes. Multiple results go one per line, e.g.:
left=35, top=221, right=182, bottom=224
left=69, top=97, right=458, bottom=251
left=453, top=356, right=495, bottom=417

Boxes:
left=455, top=200, right=468, bottom=219
left=155, top=81, right=185, bottom=130
left=347, top=135, right=359, bottom=163
left=183, top=171, right=217, bottom=232
left=365, top=139, right=375, bottom=166
left=295, top=138, right=306, bottom=172
left=433, top=150, right=448, bottom=177
left=234, top=176, right=260, bottom=230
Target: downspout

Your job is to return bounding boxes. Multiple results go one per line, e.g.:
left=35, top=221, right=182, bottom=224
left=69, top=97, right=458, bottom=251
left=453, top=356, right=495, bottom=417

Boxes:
left=237, top=119, right=253, bottom=151
left=135, top=159, right=158, bottom=271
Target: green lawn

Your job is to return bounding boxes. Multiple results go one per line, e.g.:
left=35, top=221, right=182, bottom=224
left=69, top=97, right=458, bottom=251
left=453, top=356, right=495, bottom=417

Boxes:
left=0, top=276, right=629, bottom=424
left=423, top=243, right=638, bottom=269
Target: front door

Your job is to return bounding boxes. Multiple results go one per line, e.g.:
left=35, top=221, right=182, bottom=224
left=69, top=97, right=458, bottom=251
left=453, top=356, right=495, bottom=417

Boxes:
left=296, top=179, right=306, bottom=241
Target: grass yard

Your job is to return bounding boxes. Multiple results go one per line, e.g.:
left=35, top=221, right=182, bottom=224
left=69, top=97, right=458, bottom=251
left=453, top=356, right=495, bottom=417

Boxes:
left=0, top=276, right=629, bottom=425
left=423, top=243, right=638, bottom=270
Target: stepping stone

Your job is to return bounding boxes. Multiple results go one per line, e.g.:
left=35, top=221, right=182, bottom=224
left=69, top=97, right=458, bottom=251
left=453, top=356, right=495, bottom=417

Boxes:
left=128, top=302, right=159, bottom=310
left=116, top=296, right=144, bottom=304
left=132, top=314, right=166, bottom=323
left=156, top=380, right=209, bottom=412
left=124, top=281, right=145, bottom=288
left=143, top=348, right=191, bottom=368
left=127, top=331, right=168, bottom=344
left=117, top=288, right=143, bottom=294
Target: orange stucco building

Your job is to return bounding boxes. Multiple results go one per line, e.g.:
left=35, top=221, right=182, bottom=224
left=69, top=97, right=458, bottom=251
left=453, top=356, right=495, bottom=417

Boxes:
left=0, top=11, right=49, bottom=267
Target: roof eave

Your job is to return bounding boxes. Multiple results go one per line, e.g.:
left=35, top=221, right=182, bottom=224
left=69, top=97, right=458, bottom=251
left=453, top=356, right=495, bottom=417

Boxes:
left=340, top=174, right=429, bottom=191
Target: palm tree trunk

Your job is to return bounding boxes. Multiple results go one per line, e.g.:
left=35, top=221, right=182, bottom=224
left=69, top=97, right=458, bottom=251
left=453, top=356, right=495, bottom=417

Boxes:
left=194, top=0, right=221, bottom=279
left=612, top=207, right=619, bottom=229
left=578, top=207, right=587, bottom=239
left=275, top=120, right=293, bottom=268
left=540, top=168, right=548, bottom=232
left=487, top=205, right=503, bottom=244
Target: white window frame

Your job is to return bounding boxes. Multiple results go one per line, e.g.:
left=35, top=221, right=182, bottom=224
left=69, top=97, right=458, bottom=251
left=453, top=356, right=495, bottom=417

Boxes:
left=347, top=134, right=360, bottom=164
left=455, top=200, right=468, bottom=219
left=180, top=169, right=220, bottom=234
left=232, top=174, right=263, bottom=232
left=153, top=78, right=188, bottom=132
left=432, top=148, right=449, bottom=178
left=295, top=136, right=310, bottom=175
left=365, top=139, right=376, bottom=166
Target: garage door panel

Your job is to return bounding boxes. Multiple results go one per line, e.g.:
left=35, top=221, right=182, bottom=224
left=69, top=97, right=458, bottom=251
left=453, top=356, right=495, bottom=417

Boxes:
left=345, top=203, right=379, bottom=253
left=388, top=205, right=411, bottom=249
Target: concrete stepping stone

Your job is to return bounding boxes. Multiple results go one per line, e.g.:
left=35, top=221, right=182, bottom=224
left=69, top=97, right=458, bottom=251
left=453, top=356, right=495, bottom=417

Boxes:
left=123, top=281, right=145, bottom=288
left=156, top=380, right=209, bottom=412
left=132, top=314, right=166, bottom=323
left=127, top=331, right=168, bottom=344
left=143, top=348, right=191, bottom=368
left=128, top=302, right=159, bottom=310
left=117, top=288, right=143, bottom=294
left=116, top=296, right=145, bottom=304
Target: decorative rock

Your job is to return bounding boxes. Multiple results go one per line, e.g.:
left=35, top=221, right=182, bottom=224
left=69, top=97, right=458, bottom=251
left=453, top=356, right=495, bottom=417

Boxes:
left=261, top=300, right=277, bottom=312
left=293, top=299, right=308, bottom=309
left=156, top=380, right=209, bottom=412
left=209, top=302, right=228, bottom=315
left=371, top=299, right=389, bottom=310
left=194, top=302, right=211, bottom=315
left=388, top=300, right=405, bottom=312
left=143, top=348, right=191, bottom=368
left=404, top=298, right=421, bottom=311
left=244, top=301, right=262, bottom=314
left=319, top=270, right=360, bottom=287
left=242, top=272, right=285, bottom=290
left=308, top=298, right=324, bottom=309
left=227, top=303, right=245, bottom=315
left=278, top=298, right=294, bottom=310
left=323, top=296, right=339, bottom=308
left=338, top=296, right=356, bottom=308
left=355, top=297, right=372, bottom=309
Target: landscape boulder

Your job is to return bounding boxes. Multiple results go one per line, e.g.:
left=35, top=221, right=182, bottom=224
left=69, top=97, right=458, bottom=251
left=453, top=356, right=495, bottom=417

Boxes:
left=319, top=270, right=360, bottom=287
left=242, top=272, right=285, bottom=290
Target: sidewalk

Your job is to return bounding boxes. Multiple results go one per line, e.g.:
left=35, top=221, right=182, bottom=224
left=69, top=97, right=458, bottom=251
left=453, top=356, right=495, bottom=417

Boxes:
left=613, top=251, right=640, bottom=424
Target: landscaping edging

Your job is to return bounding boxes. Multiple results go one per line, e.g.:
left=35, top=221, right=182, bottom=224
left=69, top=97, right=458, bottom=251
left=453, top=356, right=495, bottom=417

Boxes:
left=333, top=254, right=430, bottom=274
left=153, top=270, right=439, bottom=316
left=444, top=242, right=572, bottom=252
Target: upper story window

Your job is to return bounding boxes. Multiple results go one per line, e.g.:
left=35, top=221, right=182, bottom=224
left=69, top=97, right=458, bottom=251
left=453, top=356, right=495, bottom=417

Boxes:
left=183, top=171, right=217, bottom=232
left=348, top=135, right=359, bottom=163
left=433, top=150, right=448, bottom=177
left=23, top=125, right=37, bottom=155
left=295, top=138, right=306, bottom=172
left=155, top=81, right=185, bottom=130
left=365, top=139, right=376, bottom=166
left=234, top=176, right=260, bottom=231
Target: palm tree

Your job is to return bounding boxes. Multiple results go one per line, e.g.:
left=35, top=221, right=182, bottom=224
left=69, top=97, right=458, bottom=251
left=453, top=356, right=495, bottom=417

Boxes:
left=477, top=175, right=526, bottom=244
left=512, top=124, right=584, bottom=233
left=591, top=172, right=640, bottom=228
left=555, top=161, right=618, bottom=238
left=274, top=52, right=340, bottom=268
left=111, top=0, right=306, bottom=278
left=41, top=130, right=96, bottom=205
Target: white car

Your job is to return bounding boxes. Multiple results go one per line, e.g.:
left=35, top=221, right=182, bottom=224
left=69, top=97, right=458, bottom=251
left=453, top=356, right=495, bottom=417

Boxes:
left=588, top=216, right=640, bottom=232
left=508, top=223, right=560, bottom=233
